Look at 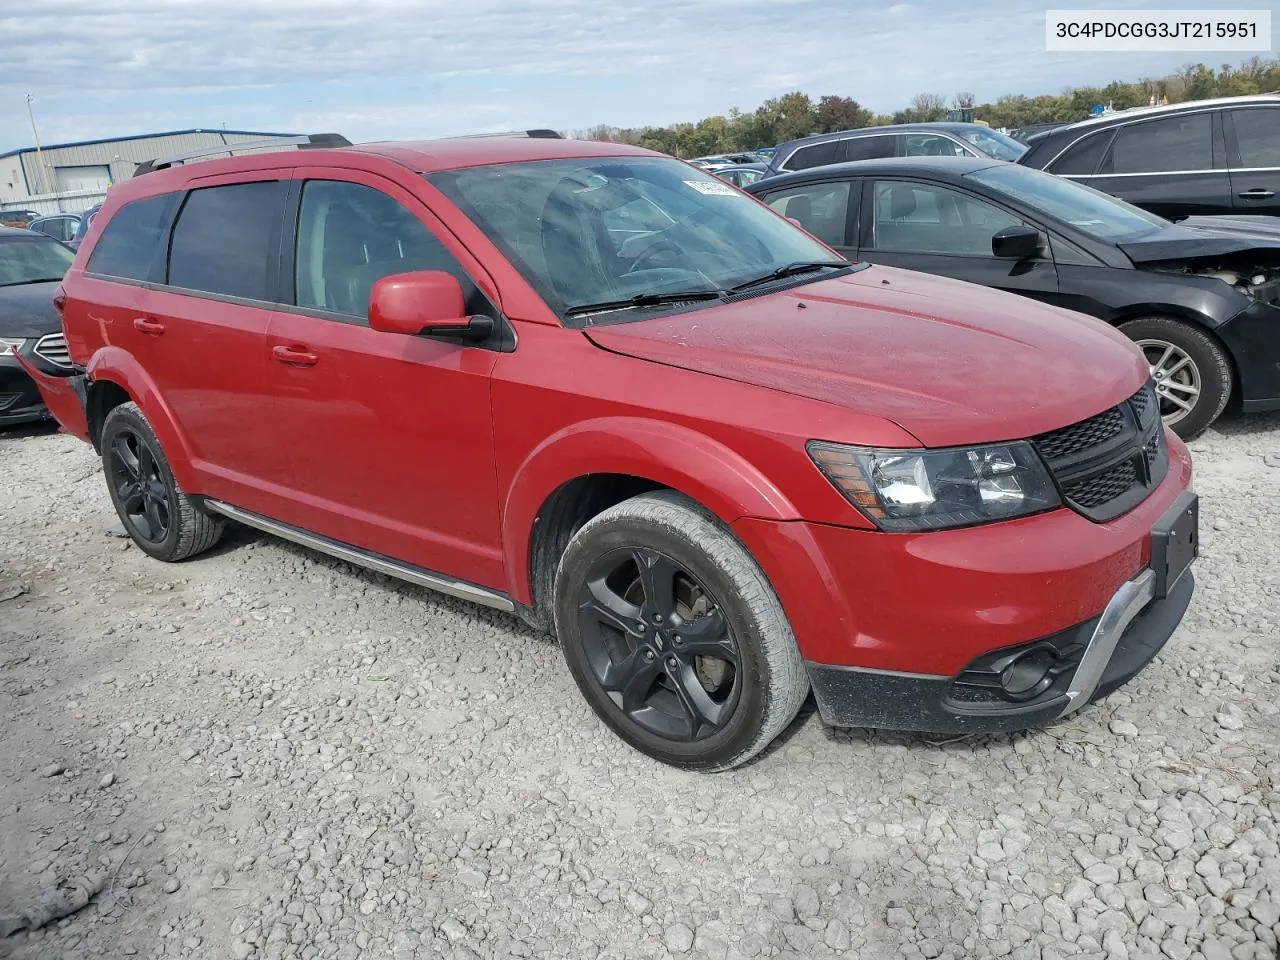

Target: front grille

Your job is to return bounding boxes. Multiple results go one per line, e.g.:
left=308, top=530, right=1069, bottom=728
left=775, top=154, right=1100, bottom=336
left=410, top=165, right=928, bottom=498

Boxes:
left=1034, top=407, right=1124, bottom=460
left=1032, top=381, right=1166, bottom=523
left=33, top=333, right=72, bottom=368
left=1063, top=459, right=1138, bottom=509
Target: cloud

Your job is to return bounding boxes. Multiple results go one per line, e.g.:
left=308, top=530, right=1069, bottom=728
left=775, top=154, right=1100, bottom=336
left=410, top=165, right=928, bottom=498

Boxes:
left=0, top=0, right=1265, bottom=151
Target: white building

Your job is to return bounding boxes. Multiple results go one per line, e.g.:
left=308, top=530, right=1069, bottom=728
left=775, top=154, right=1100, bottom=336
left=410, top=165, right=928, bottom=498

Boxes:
left=0, top=128, right=299, bottom=214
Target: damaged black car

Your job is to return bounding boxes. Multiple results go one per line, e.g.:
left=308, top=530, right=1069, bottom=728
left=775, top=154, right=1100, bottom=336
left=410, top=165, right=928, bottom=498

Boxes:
left=747, top=157, right=1280, bottom=438
left=0, top=227, right=75, bottom=428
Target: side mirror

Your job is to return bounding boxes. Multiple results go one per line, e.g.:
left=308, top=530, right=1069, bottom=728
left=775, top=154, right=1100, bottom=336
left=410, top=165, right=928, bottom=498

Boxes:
left=991, top=225, right=1042, bottom=260
left=369, top=270, right=492, bottom=341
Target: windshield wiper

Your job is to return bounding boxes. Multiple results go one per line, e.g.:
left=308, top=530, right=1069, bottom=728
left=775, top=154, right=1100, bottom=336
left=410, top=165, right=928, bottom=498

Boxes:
left=0, top=277, right=65, bottom=287
left=729, top=260, right=847, bottom=293
left=564, top=289, right=725, bottom=318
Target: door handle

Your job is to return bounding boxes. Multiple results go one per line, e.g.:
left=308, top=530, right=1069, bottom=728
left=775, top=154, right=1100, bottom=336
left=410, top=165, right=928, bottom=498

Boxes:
left=132, top=317, right=165, bottom=335
left=1237, top=188, right=1276, bottom=200
left=272, top=344, right=318, bottom=367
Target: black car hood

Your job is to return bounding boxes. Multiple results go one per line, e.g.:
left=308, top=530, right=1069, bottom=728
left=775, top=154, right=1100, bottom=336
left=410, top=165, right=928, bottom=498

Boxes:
left=1119, top=217, right=1280, bottom=264
left=0, top=281, right=62, bottom=337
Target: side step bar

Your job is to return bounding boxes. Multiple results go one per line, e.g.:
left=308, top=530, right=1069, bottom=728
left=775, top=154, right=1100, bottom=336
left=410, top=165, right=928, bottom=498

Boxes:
left=202, top=500, right=515, bottom=612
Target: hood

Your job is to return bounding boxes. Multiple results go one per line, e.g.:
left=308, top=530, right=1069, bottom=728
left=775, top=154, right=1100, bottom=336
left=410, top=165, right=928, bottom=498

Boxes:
left=0, top=281, right=62, bottom=338
left=584, top=266, right=1148, bottom=448
left=1119, top=218, right=1280, bottom=264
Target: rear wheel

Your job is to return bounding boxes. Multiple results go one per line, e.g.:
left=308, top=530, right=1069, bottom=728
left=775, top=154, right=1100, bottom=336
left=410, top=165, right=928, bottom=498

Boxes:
left=101, top=402, right=223, bottom=562
left=553, top=491, right=808, bottom=771
left=1118, top=316, right=1231, bottom=440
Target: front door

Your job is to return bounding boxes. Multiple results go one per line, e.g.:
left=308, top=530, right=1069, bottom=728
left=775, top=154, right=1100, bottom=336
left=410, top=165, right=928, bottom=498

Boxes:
left=857, top=178, right=1060, bottom=301
left=262, top=170, right=506, bottom=589
left=1227, top=106, right=1280, bottom=216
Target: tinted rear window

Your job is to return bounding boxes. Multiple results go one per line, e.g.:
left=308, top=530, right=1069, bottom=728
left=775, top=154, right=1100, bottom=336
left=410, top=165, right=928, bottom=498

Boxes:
left=85, top=193, right=180, bottom=281
left=846, top=136, right=896, bottom=162
left=1108, top=113, right=1214, bottom=174
left=167, top=181, right=288, bottom=301
left=785, top=140, right=845, bottom=171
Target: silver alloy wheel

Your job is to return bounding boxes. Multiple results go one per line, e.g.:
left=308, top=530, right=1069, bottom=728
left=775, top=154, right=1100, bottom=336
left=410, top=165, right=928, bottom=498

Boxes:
left=1137, top=338, right=1201, bottom=426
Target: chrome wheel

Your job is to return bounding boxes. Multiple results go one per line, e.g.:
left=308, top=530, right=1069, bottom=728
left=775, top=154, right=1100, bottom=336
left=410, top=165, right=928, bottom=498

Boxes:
left=1138, top=338, right=1201, bottom=427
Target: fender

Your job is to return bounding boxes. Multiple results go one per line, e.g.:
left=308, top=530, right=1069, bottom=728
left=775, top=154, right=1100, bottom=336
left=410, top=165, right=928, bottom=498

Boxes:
left=85, top=346, right=200, bottom=491
left=501, top=416, right=799, bottom=605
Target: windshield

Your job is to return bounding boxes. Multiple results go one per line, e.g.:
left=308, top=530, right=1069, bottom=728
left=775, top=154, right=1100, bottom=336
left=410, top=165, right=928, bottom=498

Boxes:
left=429, top=156, right=844, bottom=324
left=0, top=235, right=74, bottom=286
left=958, top=128, right=1028, bottom=162
left=967, top=163, right=1168, bottom=242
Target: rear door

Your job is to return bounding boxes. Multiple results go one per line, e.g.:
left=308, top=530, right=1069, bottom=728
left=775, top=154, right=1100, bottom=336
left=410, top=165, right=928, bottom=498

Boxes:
left=141, top=173, right=291, bottom=509
left=856, top=177, right=1059, bottom=300
left=262, top=168, right=505, bottom=588
left=1087, top=111, right=1230, bottom=217
left=1225, top=106, right=1280, bottom=215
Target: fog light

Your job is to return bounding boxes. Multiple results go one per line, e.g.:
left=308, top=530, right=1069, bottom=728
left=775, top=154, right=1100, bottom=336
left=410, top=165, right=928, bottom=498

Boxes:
left=1000, top=650, right=1056, bottom=699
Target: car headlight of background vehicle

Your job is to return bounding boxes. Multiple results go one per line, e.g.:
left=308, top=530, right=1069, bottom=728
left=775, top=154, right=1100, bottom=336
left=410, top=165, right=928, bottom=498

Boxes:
left=0, top=338, right=25, bottom=357
left=807, top=440, right=1061, bottom=531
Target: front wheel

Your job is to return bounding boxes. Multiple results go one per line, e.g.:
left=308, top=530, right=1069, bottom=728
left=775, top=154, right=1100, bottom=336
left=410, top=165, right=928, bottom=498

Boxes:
left=552, top=491, right=808, bottom=771
left=1118, top=316, right=1232, bottom=440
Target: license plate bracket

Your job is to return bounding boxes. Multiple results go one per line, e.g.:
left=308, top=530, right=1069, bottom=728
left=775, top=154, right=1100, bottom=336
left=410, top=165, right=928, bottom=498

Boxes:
left=1150, top=492, right=1198, bottom=599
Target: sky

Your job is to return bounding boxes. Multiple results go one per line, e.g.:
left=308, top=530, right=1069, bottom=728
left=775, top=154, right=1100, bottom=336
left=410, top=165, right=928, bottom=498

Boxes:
left=1, top=0, right=1273, bottom=153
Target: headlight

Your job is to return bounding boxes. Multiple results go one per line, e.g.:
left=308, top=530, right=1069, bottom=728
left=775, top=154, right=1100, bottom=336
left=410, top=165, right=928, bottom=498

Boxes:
left=0, top=338, right=25, bottom=357
left=808, top=440, right=1061, bottom=531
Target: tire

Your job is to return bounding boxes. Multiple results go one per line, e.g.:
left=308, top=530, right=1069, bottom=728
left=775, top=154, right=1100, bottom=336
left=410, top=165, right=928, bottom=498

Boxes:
left=1118, top=316, right=1232, bottom=440
left=100, top=402, right=223, bottom=562
left=552, top=490, right=808, bottom=771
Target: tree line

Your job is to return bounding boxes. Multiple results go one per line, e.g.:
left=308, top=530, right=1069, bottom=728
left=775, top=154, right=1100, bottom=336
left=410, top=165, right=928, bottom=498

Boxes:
left=574, top=57, right=1280, bottom=157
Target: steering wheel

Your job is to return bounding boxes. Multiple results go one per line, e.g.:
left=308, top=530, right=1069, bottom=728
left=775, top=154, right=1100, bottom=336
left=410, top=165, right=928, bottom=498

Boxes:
left=626, top=238, right=685, bottom=274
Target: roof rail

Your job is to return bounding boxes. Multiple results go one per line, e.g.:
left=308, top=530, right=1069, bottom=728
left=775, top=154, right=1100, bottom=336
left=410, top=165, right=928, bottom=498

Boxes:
left=444, top=129, right=563, bottom=140
left=133, top=133, right=352, bottom=177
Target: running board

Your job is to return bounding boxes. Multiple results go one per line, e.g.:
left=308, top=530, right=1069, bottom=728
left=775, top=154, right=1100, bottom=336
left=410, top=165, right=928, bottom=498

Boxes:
left=202, top=500, right=515, bottom=612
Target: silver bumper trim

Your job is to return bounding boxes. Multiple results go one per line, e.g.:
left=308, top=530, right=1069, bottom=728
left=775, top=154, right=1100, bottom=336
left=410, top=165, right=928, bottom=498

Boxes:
left=1058, top=568, right=1156, bottom=717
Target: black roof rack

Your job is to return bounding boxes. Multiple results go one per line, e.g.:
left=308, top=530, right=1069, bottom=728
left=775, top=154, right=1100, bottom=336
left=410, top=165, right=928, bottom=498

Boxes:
left=444, top=129, right=563, bottom=139
left=133, top=133, right=351, bottom=177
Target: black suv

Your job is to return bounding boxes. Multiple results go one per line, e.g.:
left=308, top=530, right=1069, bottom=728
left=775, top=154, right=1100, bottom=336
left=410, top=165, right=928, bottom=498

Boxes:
left=1017, top=95, right=1280, bottom=219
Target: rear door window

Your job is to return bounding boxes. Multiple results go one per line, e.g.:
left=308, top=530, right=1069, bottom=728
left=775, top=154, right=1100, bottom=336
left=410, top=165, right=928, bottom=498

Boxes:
left=845, top=136, right=897, bottom=162
left=1107, top=113, right=1214, bottom=173
left=167, top=181, right=289, bottom=301
left=784, top=140, right=846, bottom=171
left=1230, top=108, right=1280, bottom=167
left=762, top=181, right=852, bottom=247
left=85, top=193, right=180, bottom=282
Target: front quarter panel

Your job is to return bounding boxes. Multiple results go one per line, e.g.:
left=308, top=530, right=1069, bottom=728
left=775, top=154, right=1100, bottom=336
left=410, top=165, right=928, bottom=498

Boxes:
left=494, top=321, right=920, bottom=605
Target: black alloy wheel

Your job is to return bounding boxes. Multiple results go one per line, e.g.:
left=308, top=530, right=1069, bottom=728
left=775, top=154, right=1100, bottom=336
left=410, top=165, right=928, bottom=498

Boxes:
left=107, top=428, right=171, bottom=543
left=99, top=401, right=224, bottom=562
left=577, top=546, right=741, bottom=743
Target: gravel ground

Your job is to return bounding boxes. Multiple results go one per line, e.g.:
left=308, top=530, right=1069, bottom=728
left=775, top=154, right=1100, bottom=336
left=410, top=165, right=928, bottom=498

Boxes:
left=1, top=413, right=1278, bottom=960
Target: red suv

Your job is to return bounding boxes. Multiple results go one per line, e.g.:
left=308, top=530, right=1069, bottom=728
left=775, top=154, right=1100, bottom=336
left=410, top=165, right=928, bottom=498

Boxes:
left=22, top=134, right=1199, bottom=770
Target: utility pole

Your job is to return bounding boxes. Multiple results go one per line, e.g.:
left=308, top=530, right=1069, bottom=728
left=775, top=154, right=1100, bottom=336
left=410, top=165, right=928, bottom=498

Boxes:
left=25, top=93, right=54, bottom=196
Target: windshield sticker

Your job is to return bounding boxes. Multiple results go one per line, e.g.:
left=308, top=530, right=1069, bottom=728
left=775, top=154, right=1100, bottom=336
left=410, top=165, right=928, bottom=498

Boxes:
left=684, top=179, right=740, bottom=196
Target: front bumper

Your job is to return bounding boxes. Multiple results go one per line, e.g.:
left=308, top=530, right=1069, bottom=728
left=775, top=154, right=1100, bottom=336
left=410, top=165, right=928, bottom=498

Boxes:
left=806, top=565, right=1193, bottom=734
left=0, top=352, right=54, bottom=426
left=1217, top=299, right=1280, bottom=413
